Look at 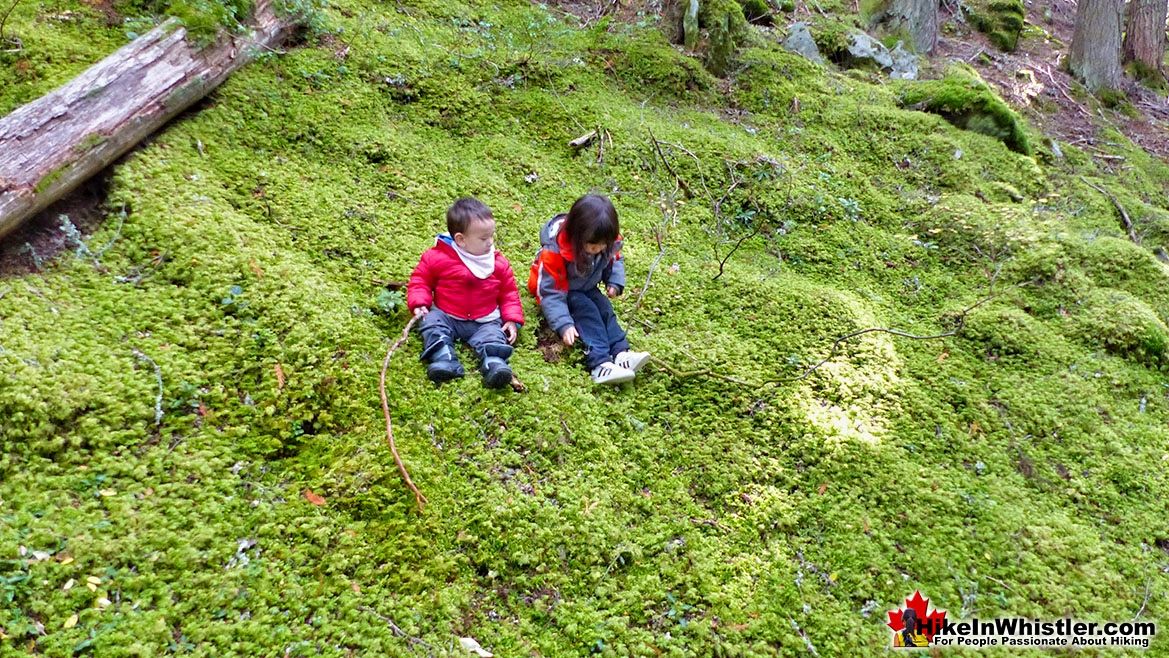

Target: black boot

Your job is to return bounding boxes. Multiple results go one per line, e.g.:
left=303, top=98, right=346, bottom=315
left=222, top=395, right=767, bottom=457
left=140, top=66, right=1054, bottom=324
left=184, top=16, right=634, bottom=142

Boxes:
left=478, top=344, right=513, bottom=390
left=421, top=342, right=464, bottom=384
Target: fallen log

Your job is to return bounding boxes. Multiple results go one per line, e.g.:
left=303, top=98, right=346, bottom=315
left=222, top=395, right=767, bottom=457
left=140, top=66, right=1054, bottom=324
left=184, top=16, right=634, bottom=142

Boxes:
left=0, top=0, right=299, bottom=241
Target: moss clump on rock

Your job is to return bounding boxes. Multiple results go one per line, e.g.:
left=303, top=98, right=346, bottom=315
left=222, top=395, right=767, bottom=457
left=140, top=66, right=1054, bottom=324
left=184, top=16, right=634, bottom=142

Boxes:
left=895, top=66, right=1032, bottom=154
left=698, top=0, right=748, bottom=76
left=965, top=0, right=1025, bottom=51
left=594, top=30, right=717, bottom=101
left=1068, top=288, right=1169, bottom=368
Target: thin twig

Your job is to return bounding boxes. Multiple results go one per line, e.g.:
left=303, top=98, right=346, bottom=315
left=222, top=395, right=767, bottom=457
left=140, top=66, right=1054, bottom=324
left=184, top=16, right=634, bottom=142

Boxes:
left=649, top=357, right=756, bottom=386
left=647, top=129, right=692, bottom=197
left=655, top=139, right=713, bottom=202
left=0, top=0, right=21, bottom=44
left=132, top=348, right=164, bottom=427
left=1132, top=578, right=1153, bottom=621
left=1082, top=177, right=1139, bottom=244
left=359, top=605, right=436, bottom=652
left=634, top=211, right=670, bottom=311
left=380, top=315, right=428, bottom=512
left=712, top=224, right=761, bottom=281
left=789, top=617, right=820, bottom=656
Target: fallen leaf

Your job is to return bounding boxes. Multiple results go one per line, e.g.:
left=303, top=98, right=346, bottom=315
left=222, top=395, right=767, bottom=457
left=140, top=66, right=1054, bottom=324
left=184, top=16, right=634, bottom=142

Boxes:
left=459, top=637, right=494, bottom=657
left=936, top=350, right=949, bottom=363
left=275, top=364, right=286, bottom=391
left=59, top=554, right=74, bottom=565
left=303, top=489, right=326, bottom=506
left=350, top=582, right=361, bottom=593
left=86, top=583, right=97, bottom=592
left=63, top=614, right=78, bottom=629
left=85, top=576, right=101, bottom=586
left=96, top=598, right=111, bottom=608
left=63, top=579, right=76, bottom=591
left=98, top=489, right=116, bottom=497
left=249, top=259, right=264, bottom=278
left=817, top=482, right=828, bottom=495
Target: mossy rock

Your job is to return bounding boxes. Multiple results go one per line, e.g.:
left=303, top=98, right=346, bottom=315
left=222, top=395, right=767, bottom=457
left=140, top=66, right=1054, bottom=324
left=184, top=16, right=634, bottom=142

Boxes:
left=1067, top=288, right=1169, bottom=368
left=1065, top=235, right=1169, bottom=318
left=593, top=30, right=717, bottom=101
left=965, top=0, right=1025, bottom=52
left=737, top=0, right=773, bottom=25
left=894, top=66, right=1032, bottom=154
left=698, top=0, right=749, bottom=76
left=960, top=306, right=1057, bottom=360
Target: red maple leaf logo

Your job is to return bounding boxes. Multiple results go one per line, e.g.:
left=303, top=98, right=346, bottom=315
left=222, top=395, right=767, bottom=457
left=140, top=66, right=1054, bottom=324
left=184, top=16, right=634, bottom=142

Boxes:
left=887, top=591, right=947, bottom=642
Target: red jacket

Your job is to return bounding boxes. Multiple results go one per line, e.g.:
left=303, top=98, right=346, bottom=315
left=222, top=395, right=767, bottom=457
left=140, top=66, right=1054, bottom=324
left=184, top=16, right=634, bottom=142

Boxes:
left=407, top=237, right=524, bottom=324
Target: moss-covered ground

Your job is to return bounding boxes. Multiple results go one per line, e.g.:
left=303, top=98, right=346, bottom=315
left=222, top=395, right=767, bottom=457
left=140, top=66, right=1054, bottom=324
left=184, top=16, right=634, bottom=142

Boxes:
left=2, top=0, right=1169, bottom=655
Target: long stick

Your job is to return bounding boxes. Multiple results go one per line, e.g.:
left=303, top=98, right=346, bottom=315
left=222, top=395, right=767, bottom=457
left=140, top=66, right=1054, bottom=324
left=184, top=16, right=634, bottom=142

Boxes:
left=379, top=316, right=428, bottom=512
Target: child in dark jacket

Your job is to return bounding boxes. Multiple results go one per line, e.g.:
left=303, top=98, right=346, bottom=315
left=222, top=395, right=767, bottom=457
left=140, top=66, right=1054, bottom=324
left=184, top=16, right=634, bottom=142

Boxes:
left=528, top=194, right=650, bottom=385
left=407, top=198, right=523, bottom=389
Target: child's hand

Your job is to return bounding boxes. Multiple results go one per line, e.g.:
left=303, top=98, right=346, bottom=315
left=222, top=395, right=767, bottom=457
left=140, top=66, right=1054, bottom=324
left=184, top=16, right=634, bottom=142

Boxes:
left=606, top=285, right=620, bottom=298
left=503, top=321, right=518, bottom=344
left=561, top=326, right=578, bottom=346
left=413, top=307, right=429, bottom=318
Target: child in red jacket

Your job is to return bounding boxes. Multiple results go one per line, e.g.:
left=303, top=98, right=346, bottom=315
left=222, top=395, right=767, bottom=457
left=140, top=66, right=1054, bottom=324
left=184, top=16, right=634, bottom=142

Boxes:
left=407, top=198, right=524, bottom=389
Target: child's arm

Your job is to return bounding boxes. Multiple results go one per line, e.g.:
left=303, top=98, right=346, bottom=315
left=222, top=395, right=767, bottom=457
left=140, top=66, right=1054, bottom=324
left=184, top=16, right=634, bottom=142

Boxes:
left=496, top=257, right=524, bottom=344
left=602, top=238, right=626, bottom=297
left=406, top=251, right=438, bottom=316
left=531, top=250, right=574, bottom=337
left=496, top=258, right=525, bottom=324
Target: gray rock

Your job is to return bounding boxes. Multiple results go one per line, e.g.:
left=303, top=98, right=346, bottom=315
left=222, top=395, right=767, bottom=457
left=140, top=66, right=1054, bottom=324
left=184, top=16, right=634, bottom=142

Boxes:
left=846, top=33, right=918, bottom=79
left=782, top=23, right=824, bottom=64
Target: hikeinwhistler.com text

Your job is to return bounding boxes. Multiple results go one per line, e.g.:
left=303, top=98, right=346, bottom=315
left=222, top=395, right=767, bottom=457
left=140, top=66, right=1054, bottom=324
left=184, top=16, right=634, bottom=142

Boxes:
left=931, top=618, right=1157, bottom=649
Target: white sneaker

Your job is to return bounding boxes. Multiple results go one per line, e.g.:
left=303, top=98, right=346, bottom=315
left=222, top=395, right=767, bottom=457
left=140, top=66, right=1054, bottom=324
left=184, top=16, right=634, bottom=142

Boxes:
left=614, top=350, right=651, bottom=372
left=590, top=362, right=636, bottom=385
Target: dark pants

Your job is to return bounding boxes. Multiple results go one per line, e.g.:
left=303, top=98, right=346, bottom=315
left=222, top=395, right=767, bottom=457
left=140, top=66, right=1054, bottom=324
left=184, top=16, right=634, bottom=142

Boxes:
left=418, top=308, right=513, bottom=362
left=568, top=288, right=629, bottom=370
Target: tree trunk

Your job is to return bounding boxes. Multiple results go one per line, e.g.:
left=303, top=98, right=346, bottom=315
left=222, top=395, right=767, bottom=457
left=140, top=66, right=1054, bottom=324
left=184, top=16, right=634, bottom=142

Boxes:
left=1122, top=0, right=1168, bottom=76
left=0, top=0, right=298, bottom=242
left=872, top=0, right=939, bottom=54
left=1069, top=0, right=1125, bottom=92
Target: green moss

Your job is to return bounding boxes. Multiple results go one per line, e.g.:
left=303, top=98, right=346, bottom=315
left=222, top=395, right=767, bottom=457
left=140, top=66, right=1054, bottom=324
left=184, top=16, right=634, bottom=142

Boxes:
left=965, top=0, right=1025, bottom=51
left=593, top=29, right=717, bottom=102
left=1067, top=288, right=1169, bottom=368
left=894, top=66, right=1032, bottom=154
left=2, top=0, right=1169, bottom=654
left=698, top=0, right=748, bottom=76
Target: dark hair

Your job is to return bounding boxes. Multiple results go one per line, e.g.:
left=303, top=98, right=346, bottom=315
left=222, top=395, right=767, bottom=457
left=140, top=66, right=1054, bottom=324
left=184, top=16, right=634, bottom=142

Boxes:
left=564, top=194, right=618, bottom=273
left=446, top=197, right=493, bottom=235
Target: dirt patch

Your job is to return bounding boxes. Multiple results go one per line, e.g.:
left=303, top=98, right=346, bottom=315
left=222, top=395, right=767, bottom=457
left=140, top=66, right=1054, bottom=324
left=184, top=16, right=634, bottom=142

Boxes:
left=0, top=173, right=114, bottom=277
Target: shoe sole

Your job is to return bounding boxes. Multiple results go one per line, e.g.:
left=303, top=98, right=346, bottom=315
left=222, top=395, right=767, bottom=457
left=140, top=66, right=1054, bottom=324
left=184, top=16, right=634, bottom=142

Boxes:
left=483, top=368, right=513, bottom=390
left=592, top=371, right=635, bottom=385
left=427, top=367, right=465, bottom=384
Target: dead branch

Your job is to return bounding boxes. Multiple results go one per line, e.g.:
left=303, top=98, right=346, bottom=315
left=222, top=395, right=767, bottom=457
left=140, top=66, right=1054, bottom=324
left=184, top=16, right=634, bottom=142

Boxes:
left=647, top=128, right=692, bottom=197
left=359, top=605, right=436, bottom=653
left=569, top=129, right=598, bottom=151
left=789, top=618, right=821, bottom=657
left=634, top=205, right=671, bottom=311
left=649, top=356, right=756, bottom=387
left=1081, top=177, right=1139, bottom=243
left=131, top=347, right=164, bottom=428
left=379, top=315, right=428, bottom=512
left=0, top=0, right=19, bottom=46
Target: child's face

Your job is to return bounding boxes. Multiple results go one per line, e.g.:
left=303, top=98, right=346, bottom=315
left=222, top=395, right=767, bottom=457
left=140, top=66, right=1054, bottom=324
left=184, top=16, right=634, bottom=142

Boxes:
left=583, top=242, right=608, bottom=256
left=455, top=217, right=495, bottom=256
